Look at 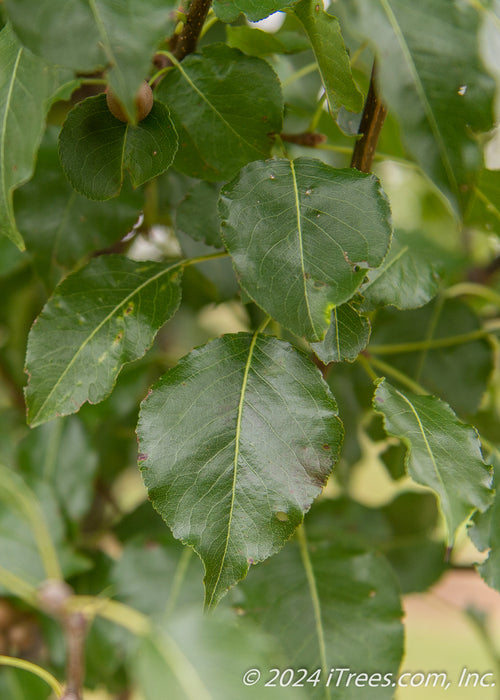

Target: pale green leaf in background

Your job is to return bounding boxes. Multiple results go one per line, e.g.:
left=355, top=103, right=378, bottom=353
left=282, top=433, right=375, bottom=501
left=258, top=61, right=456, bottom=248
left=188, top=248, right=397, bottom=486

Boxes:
left=373, top=379, right=492, bottom=545
left=0, top=24, right=66, bottom=249
left=464, top=169, right=500, bottom=237
left=137, top=333, right=343, bottom=608
left=4, top=0, right=177, bottom=122
left=341, top=0, right=495, bottom=211
left=311, top=302, right=370, bottom=363
left=25, top=255, right=183, bottom=427
left=294, top=0, right=363, bottom=115
left=59, top=95, right=178, bottom=201
left=155, top=45, right=283, bottom=181
left=135, top=609, right=300, bottom=700
left=219, top=157, right=392, bottom=342
left=469, top=452, right=500, bottom=593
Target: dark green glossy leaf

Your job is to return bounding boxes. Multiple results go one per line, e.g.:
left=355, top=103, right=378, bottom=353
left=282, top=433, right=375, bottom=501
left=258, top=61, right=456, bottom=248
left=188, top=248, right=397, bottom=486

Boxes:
left=137, top=333, right=343, bottom=608
left=341, top=0, right=495, bottom=210
left=0, top=24, right=65, bottom=249
left=155, top=44, right=283, bottom=181
left=294, top=0, right=363, bottom=114
left=360, top=230, right=439, bottom=310
left=369, top=299, right=494, bottom=416
left=135, top=609, right=299, bottom=700
left=25, top=255, right=183, bottom=427
left=213, top=0, right=299, bottom=22
left=312, top=302, right=370, bottom=363
left=5, top=0, right=177, bottom=122
left=18, top=416, right=98, bottom=521
left=226, top=25, right=310, bottom=56
left=373, top=379, right=492, bottom=545
left=176, top=181, right=222, bottom=248
left=238, top=527, right=403, bottom=699
left=58, top=95, right=178, bottom=201
left=14, top=128, right=143, bottom=290
left=219, top=157, right=392, bottom=341
left=465, top=169, right=500, bottom=237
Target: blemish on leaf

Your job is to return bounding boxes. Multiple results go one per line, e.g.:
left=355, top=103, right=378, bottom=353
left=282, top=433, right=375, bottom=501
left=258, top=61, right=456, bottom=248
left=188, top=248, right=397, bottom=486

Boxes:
left=275, top=511, right=289, bottom=522
left=113, top=331, right=123, bottom=344
left=124, top=302, right=134, bottom=315
left=138, top=453, right=149, bottom=462
left=322, top=444, right=330, bottom=450
left=247, top=557, right=255, bottom=565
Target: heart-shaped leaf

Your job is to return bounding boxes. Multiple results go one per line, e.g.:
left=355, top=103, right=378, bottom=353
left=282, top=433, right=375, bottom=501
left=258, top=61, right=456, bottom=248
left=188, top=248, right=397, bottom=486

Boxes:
left=373, top=379, right=493, bottom=545
left=59, top=95, right=178, bottom=200
left=5, top=0, right=177, bottom=122
left=25, top=255, right=183, bottom=426
left=155, top=44, right=283, bottom=181
left=219, top=157, right=392, bottom=342
left=137, top=332, right=343, bottom=608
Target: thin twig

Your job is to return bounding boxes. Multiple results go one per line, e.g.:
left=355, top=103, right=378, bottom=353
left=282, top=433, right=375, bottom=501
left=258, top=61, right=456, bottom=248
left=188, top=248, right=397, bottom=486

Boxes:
left=350, top=62, right=387, bottom=173
left=280, top=132, right=327, bottom=147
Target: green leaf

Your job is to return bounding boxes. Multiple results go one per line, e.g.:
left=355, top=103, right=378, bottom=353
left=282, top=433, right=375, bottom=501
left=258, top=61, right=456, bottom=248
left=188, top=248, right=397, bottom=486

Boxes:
left=25, top=255, right=183, bottom=427
left=373, top=379, right=492, bottom=545
left=112, top=536, right=204, bottom=616
left=238, top=527, right=403, bottom=699
left=341, top=0, right=495, bottom=210
left=155, top=44, right=283, bottom=181
left=176, top=181, right=222, bottom=248
left=311, top=302, right=370, bottom=363
left=226, top=25, right=310, bottom=56
left=0, top=24, right=65, bottom=249
left=294, top=0, right=363, bottom=114
left=137, top=332, right=343, bottom=608
left=14, top=127, right=143, bottom=291
left=0, top=467, right=89, bottom=587
left=219, top=157, right=392, bottom=342
left=469, top=451, right=500, bottom=592
left=58, top=95, right=178, bottom=201
left=465, top=170, right=500, bottom=237
left=18, top=416, right=98, bottom=521
left=360, top=230, right=439, bottom=310
left=135, top=608, right=299, bottom=700
left=369, top=299, right=494, bottom=416
left=4, top=0, right=177, bottom=122
left=307, top=494, right=447, bottom=594
left=213, top=0, right=299, bottom=22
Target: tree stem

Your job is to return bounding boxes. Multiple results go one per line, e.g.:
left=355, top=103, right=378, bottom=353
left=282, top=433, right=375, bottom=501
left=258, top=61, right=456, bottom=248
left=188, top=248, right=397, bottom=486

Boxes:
left=173, top=0, right=213, bottom=61
left=350, top=62, right=387, bottom=173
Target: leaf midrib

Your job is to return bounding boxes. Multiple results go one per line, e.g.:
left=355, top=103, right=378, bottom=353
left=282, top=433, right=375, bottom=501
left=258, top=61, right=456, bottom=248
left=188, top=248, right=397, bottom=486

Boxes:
left=206, top=329, right=261, bottom=607
left=392, top=387, right=451, bottom=539
left=30, top=260, right=181, bottom=425
left=290, top=159, right=320, bottom=340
